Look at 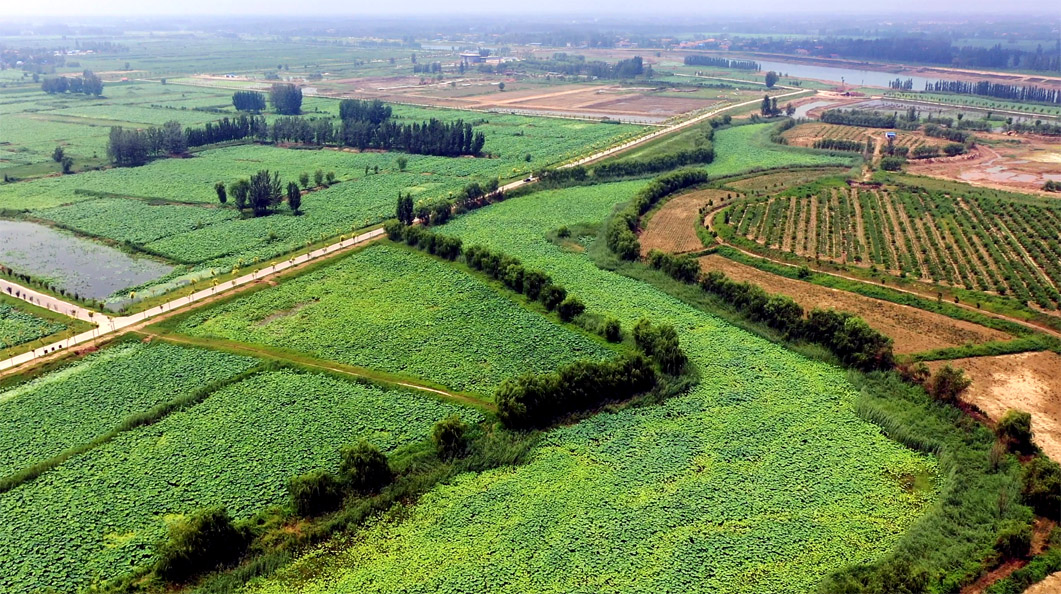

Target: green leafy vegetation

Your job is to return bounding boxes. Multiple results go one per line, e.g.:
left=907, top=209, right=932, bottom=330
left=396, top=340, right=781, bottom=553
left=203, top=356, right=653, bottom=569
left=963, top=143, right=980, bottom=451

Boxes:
left=173, top=243, right=614, bottom=395
left=0, top=368, right=478, bottom=594
left=0, top=302, right=67, bottom=349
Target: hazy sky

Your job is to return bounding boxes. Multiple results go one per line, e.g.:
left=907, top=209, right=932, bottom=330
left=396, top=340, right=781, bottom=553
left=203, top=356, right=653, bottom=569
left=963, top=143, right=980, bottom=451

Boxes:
left=2, top=0, right=1058, bottom=17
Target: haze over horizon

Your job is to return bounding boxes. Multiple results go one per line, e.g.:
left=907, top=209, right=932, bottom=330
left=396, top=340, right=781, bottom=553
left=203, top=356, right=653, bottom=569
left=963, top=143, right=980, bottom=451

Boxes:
left=1, top=0, right=1058, bottom=18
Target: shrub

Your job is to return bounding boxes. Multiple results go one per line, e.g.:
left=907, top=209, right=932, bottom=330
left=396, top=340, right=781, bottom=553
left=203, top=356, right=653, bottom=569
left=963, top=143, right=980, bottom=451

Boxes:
left=339, top=441, right=393, bottom=494
left=154, top=507, right=247, bottom=583
left=541, top=284, right=567, bottom=311
left=432, top=415, right=469, bottom=460
left=601, top=317, right=622, bottom=343
left=557, top=296, right=586, bottom=321
left=880, top=156, right=905, bottom=171
left=997, top=410, right=1034, bottom=454
left=994, top=520, right=1033, bottom=560
left=1022, top=455, right=1061, bottom=520
left=927, top=365, right=972, bottom=402
left=632, top=318, right=687, bottom=374
left=288, top=469, right=343, bottom=516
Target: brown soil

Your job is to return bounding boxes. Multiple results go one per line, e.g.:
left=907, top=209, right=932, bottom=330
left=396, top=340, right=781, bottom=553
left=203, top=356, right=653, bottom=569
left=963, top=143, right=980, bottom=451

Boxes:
left=909, top=136, right=1061, bottom=195
left=698, top=254, right=1012, bottom=354
left=927, top=351, right=1061, bottom=462
left=640, top=189, right=735, bottom=255
left=962, top=518, right=1058, bottom=594
left=1025, top=572, right=1061, bottom=594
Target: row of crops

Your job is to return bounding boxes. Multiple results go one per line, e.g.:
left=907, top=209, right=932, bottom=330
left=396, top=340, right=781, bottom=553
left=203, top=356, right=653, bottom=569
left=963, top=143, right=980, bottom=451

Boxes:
left=782, top=122, right=938, bottom=150
left=244, top=181, right=942, bottom=594
left=0, top=341, right=479, bottom=594
left=725, top=184, right=1061, bottom=308
left=0, top=303, right=66, bottom=350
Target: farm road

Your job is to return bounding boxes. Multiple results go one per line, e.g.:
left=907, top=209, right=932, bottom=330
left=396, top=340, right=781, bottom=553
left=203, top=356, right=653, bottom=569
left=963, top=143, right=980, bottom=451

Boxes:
left=0, top=279, right=98, bottom=323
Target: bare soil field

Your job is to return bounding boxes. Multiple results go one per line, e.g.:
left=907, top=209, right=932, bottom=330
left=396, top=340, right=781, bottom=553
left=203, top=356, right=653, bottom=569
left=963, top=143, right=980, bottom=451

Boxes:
left=908, top=135, right=1061, bottom=195
left=928, top=351, right=1061, bottom=462
left=1025, top=573, right=1061, bottom=594
left=461, top=85, right=719, bottom=118
left=698, top=254, right=1012, bottom=354
left=640, top=189, right=736, bottom=255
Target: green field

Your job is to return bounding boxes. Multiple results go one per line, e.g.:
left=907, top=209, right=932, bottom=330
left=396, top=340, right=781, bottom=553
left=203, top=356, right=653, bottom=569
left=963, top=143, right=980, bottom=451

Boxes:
left=173, top=243, right=615, bottom=395
left=0, top=105, right=640, bottom=304
left=705, top=123, right=854, bottom=177
left=0, top=301, right=67, bottom=350
left=0, top=368, right=480, bottom=594
left=247, top=181, right=938, bottom=594
left=0, top=341, right=257, bottom=479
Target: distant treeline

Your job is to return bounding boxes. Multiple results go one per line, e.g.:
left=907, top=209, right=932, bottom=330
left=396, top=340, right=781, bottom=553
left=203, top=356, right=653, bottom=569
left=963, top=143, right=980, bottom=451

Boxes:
left=812, top=139, right=866, bottom=152
left=923, top=80, right=1061, bottom=104
left=744, top=37, right=1060, bottom=73
left=1006, top=121, right=1061, bottom=136
left=683, top=55, right=761, bottom=71
left=922, top=123, right=972, bottom=144
left=521, top=55, right=650, bottom=79
left=40, top=70, right=103, bottom=96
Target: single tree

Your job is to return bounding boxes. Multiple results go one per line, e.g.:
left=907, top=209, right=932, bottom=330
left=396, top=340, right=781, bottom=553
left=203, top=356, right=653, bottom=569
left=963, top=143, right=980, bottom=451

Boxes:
left=339, top=441, right=392, bottom=493
left=52, top=146, right=64, bottom=163
left=760, top=94, right=772, bottom=117
left=287, top=181, right=301, bottom=214
left=229, top=179, right=250, bottom=211
left=764, top=71, right=779, bottom=88
left=432, top=415, right=468, bottom=460
left=325, top=171, right=336, bottom=184
left=396, top=192, right=414, bottom=225
left=498, top=82, right=505, bottom=91
left=215, top=182, right=227, bottom=204
left=313, top=169, right=324, bottom=187
left=248, top=170, right=283, bottom=217
left=60, top=157, right=73, bottom=174
left=397, top=157, right=408, bottom=172
left=299, top=171, right=310, bottom=189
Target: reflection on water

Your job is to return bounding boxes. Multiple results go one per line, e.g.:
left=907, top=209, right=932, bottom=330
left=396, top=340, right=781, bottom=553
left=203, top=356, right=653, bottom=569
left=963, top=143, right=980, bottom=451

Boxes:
left=0, top=220, right=174, bottom=301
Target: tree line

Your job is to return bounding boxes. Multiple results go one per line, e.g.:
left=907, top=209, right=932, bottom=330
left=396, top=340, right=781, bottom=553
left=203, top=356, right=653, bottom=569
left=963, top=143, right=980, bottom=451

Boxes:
left=821, top=109, right=898, bottom=128
left=40, top=70, right=103, bottom=95
left=923, top=80, right=1061, bottom=104
left=521, top=55, right=650, bottom=79
left=683, top=55, right=761, bottom=70
left=606, top=168, right=710, bottom=260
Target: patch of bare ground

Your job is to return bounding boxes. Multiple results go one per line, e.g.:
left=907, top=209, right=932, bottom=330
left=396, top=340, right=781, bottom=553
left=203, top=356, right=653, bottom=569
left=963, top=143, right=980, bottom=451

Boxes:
left=927, top=351, right=1061, bottom=463
left=641, top=189, right=734, bottom=255
left=698, top=254, right=1012, bottom=354
left=1025, top=572, right=1061, bottom=594
left=962, top=518, right=1059, bottom=594
left=909, top=136, right=1061, bottom=196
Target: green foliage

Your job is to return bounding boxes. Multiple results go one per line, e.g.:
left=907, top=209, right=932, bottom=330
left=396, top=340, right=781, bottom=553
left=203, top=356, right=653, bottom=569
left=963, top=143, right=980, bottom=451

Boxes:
left=600, top=317, right=622, bottom=342
left=926, top=365, right=972, bottom=402
left=0, top=303, right=66, bottom=349
left=0, top=342, right=257, bottom=480
left=340, top=441, right=393, bottom=494
left=432, top=415, right=469, bottom=460
left=176, top=244, right=611, bottom=395
left=985, top=531, right=1061, bottom=594
left=705, top=123, right=853, bottom=177
left=0, top=369, right=476, bottom=594
left=557, top=296, right=586, bottom=321
left=288, top=469, right=344, bottom=517
left=993, top=520, right=1032, bottom=560
left=1022, top=455, right=1061, bottom=520
left=155, top=507, right=248, bottom=583
left=997, top=410, right=1034, bottom=454
left=880, top=155, right=906, bottom=171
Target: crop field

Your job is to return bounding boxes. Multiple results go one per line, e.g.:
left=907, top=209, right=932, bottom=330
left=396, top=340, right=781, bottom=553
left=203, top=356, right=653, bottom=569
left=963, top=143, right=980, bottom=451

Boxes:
left=723, top=181, right=1061, bottom=308
left=780, top=122, right=944, bottom=151
left=0, top=107, right=640, bottom=302
left=723, top=166, right=851, bottom=192
left=0, top=341, right=257, bottom=479
left=248, top=181, right=939, bottom=594
left=704, top=124, right=854, bottom=178
left=0, top=368, right=480, bottom=594
left=640, top=188, right=737, bottom=255
left=173, top=243, right=615, bottom=396
left=0, top=302, right=67, bottom=350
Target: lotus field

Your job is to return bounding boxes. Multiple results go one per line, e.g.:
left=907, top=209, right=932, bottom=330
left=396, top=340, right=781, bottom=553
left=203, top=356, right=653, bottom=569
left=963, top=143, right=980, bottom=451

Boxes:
left=0, top=303, right=67, bottom=350
left=0, top=368, right=480, bottom=594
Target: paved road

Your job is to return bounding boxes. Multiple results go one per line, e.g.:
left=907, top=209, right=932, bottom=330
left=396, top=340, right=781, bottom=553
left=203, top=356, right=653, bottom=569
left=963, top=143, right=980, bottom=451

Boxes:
left=0, top=279, right=99, bottom=323
left=0, top=90, right=809, bottom=374
left=0, top=229, right=384, bottom=373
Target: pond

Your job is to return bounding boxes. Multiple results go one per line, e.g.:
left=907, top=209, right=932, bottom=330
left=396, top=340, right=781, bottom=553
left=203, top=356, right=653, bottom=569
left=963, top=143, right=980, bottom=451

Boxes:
left=0, top=220, right=174, bottom=302
left=754, top=57, right=943, bottom=89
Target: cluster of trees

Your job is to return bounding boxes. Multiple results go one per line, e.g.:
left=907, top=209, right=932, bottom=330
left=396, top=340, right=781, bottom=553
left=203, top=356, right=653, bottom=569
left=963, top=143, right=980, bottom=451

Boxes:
left=813, top=139, right=866, bottom=152
left=606, top=168, right=710, bottom=260
left=924, top=80, right=1060, bottom=104
left=1006, top=120, right=1061, bottom=136
left=821, top=109, right=897, bottom=128
left=231, top=90, right=266, bottom=112
left=341, top=117, right=485, bottom=157
left=413, top=62, right=442, bottom=74
left=922, top=123, right=973, bottom=143
left=880, top=155, right=906, bottom=171
left=631, top=317, right=688, bottom=374
left=339, top=98, right=392, bottom=124
left=522, top=55, right=650, bottom=79
left=40, top=70, right=103, bottom=95
left=1044, top=180, right=1061, bottom=192
left=221, top=170, right=302, bottom=216
left=186, top=114, right=267, bottom=147
left=106, top=125, right=185, bottom=167
left=592, top=146, right=715, bottom=179
left=683, top=55, right=761, bottom=70
left=287, top=440, right=394, bottom=518
left=269, top=83, right=303, bottom=115
left=700, top=271, right=894, bottom=370
left=385, top=223, right=464, bottom=261
left=496, top=355, right=656, bottom=428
